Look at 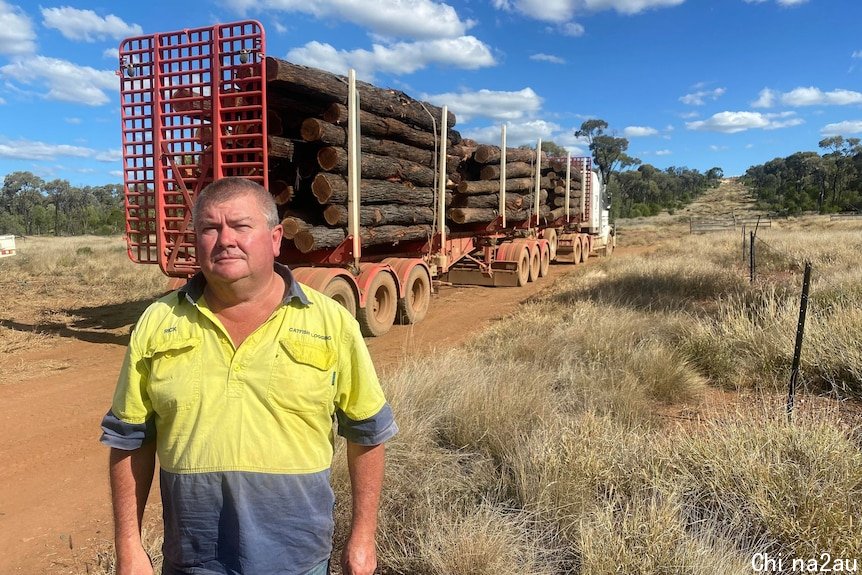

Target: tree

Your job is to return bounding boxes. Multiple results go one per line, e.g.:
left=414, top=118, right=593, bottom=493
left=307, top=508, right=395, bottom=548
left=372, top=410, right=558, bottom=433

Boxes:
left=2, top=172, right=45, bottom=235
left=575, top=119, right=640, bottom=206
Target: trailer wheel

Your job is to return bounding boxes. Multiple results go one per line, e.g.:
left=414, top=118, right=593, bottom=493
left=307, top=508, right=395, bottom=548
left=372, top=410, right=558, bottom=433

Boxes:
left=571, top=237, right=582, bottom=266
left=579, top=236, right=589, bottom=263
left=538, top=242, right=550, bottom=277
left=528, top=246, right=541, bottom=282
left=545, top=228, right=558, bottom=261
left=323, top=277, right=357, bottom=318
left=397, top=266, right=431, bottom=325
left=357, top=272, right=397, bottom=337
left=515, top=245, right=530, bottom=286
left=604, top=239, right=614, bottom=257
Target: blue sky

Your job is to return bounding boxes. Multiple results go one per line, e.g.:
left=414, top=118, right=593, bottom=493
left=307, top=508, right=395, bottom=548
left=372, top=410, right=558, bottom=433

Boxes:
left=0, top=0, right=860, bottom=186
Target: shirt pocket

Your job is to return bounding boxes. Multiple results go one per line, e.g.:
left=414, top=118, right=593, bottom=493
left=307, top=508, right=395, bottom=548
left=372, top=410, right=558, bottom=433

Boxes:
left=267, top=338, right=335, bottom=414
left=146, top=336, right=202, bottom=413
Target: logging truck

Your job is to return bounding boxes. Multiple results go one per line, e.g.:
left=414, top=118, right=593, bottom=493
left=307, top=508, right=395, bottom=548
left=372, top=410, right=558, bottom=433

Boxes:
left=118, top=21, right=614, bottom=336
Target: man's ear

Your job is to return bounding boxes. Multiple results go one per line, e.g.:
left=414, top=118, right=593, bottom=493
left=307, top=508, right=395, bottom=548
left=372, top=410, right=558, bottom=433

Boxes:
left=271, top=224, right=284, bottom=256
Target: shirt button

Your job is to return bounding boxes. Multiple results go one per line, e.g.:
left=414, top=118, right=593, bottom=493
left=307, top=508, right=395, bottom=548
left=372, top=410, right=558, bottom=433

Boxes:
left=233, top=364, right=240, bottom=371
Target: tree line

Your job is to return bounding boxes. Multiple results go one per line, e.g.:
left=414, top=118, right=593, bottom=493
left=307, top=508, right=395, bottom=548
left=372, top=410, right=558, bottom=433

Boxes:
left=742, top=136, right=862, bottom=215
left=536, top=119, right=723, bottom=219
left=0, top=171, right=125, bottom=236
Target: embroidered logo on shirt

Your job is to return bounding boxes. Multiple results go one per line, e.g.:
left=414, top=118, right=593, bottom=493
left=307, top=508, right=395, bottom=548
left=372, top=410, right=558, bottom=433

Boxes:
left=163, top=326, right=178, bottom=334
left=288, top=326, right=332, bottom=341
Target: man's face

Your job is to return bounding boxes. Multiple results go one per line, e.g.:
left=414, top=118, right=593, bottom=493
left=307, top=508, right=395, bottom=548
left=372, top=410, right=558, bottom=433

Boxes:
left=195, top=194, right=282, bottom=286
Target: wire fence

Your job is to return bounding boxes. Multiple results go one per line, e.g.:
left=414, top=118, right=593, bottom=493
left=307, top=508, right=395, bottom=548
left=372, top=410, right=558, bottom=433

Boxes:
left=739, top=222, right=812, bottom=422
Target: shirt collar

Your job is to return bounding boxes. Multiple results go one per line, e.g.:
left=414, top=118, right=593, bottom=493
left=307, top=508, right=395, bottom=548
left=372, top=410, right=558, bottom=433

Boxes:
left=178, top=262, right=311, bottom=307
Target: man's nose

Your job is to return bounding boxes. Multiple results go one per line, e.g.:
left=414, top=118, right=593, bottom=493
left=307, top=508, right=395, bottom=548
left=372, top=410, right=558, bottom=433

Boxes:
left=215, top=226, right=237, bottom=246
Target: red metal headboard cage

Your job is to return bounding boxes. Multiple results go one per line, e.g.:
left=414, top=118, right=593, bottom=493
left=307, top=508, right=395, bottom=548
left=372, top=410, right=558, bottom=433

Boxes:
left=119, top=21, right=267, bottom=276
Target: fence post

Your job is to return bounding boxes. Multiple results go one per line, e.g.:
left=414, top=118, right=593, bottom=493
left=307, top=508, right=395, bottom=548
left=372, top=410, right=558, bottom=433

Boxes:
left=742, top=224, right=747, bottom=263
left=787, top=261, right=813, bottom=422
left=749, top=231, right=756, bottom=283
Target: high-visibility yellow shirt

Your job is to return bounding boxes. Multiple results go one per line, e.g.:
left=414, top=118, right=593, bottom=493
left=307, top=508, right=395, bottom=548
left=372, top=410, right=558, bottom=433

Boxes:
left=101, top=264, right=397, bottom=574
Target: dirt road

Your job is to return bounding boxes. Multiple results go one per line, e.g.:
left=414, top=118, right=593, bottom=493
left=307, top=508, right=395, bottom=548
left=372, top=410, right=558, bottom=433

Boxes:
left=0, top=253, right=617, bottom=574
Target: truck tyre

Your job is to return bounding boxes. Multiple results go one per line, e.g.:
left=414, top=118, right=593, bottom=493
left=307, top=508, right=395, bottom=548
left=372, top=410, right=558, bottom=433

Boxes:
left=604, top=239, right=614, bottom=257
left=397, top=266, right=431, bottom=325
left=539, top=242, right=550, bottom=277
left=516, top=245, right=530, bottom=286
left=571, top=237, right=582, bottom=266
left=579, top=236, right=589, bottom=263
left=545, top=228, right=558, bottom=261
left=528, top=246, right=540, bottom=282
left=358, top=272, right=398, bottom=337
left=323, top=277, right=357, bottom=318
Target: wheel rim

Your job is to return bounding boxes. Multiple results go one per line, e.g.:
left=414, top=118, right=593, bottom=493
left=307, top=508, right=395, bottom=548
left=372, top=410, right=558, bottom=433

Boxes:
left=398, top=266, right=430, bottom=324
left=357, top=272, right=397, bottom=336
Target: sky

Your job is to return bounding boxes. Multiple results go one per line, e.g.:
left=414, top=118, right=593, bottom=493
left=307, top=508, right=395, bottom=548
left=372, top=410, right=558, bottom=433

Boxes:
left=0, top=0, right=860, bottom=186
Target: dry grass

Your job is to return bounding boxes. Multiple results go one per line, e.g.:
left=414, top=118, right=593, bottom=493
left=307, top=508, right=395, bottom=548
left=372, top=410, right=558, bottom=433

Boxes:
left=0, top=235, right=165, bottom=384
left=80, top=181, right=862, bottom=574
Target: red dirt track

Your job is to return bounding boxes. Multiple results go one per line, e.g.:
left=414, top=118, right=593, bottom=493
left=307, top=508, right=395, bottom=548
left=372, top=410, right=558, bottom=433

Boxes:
left=0, top=252, right=617, bottom=574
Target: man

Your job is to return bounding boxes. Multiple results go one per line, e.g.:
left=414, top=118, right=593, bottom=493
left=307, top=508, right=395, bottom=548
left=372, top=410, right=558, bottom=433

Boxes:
left=100, top=177, right=397, bottom=575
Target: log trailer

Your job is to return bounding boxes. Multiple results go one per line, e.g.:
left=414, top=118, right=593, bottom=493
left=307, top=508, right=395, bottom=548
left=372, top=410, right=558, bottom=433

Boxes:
left=118, top=21, right=614, bottom=336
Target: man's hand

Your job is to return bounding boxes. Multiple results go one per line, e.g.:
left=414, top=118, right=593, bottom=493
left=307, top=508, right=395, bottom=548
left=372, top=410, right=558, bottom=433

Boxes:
left=116, top=544, right=154, bottom=575
left=340, top=533, right=377, bottom=575
left=343, top=441, right=385, bottom=575
left=109, top=444, right=156, bottom=575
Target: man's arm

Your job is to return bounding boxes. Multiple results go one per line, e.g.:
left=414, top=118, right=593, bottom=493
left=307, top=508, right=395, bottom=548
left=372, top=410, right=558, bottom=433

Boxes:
left=340, top=441, right=385, bottom=575
left=109, top=443, right=157, bottom=575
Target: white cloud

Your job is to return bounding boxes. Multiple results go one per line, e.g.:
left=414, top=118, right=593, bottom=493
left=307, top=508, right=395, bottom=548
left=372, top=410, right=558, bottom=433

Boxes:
left=0, top=56, right=117, bottom=106
left=95, top=148, right=123, bottom=162
left=103, top=47, right=119, bottom=60
left=679, top=87, right=726, bottom=106
left=109, top=170, right=124, bottom=178
left=0, top=137, right=94, bottom=161
left=623, top=125, right=658, bottom=137
left=422, top=87, right=542, bottom=123
left=686, top=111, right=804, bottom=133
left=463, top=119, right=567, bottom=147
left=0, top=1, right=36, bottom=55
left=224, top=0, right=472, bottom=39
left=751, top=88, right=776, bottom=108
left=0, top=96, right=5, bottom=104
left=41, top=7, right=142, bottom=42
left=559, top=22, right=585, bottom=36
left=64, top=117, right=82, bottom=124
left=744, top=0, right=808, bottom=5
left=852, top=50, right=862, bottom=59
left=655, top=149, right=672, bottom=155
left=494, top=0, right=685, bottom=19
left=709, top=145, right=729, bottom=151
left=582, top=0, right=685, bottom=14
left=286, top=36, right=494, bottom=79
left=530, top=53, right=566, bottom=64
left=780, top=86, right=862, bottom=107
left=820, top=120, right=862, bottom=136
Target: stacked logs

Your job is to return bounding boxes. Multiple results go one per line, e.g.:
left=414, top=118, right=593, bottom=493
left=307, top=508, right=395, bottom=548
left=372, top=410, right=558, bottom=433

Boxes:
left=262, top=56, right=464, bottom=253
left=176, top=57, right=587, bottom=255
left=448, top=145, right=583, bottom=225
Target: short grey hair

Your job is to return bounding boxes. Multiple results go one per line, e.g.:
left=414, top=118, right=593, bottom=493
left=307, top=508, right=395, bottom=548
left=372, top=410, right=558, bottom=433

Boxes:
left=192, top=177, right=279, bottom=230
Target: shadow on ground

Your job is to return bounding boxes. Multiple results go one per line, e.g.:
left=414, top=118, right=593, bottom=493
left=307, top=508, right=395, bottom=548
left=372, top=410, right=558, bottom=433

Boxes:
left=0, top=298, right=154, bottom=346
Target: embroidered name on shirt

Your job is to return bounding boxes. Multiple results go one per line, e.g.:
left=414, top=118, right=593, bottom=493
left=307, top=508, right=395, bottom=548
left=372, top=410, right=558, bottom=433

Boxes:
left=288, top=327, right=332, bottom=341
left=163, top=326, right=177, bottom=334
